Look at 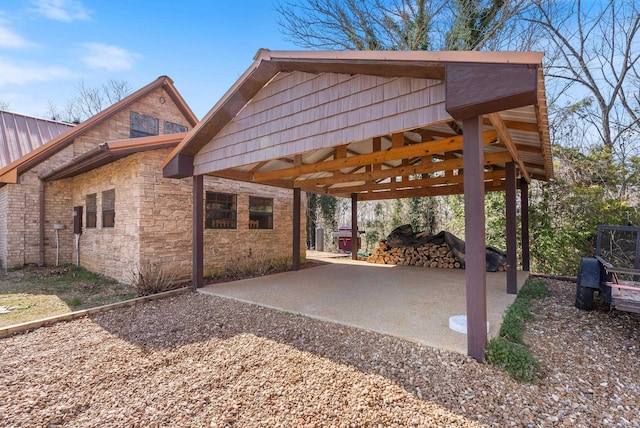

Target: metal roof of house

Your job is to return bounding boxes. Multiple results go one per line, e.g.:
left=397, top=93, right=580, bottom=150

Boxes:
left=40, top=132, right=187, bottom=181
left=0, top=111, right=74, bottom=169
left=0, top=76, right=197, bottom=185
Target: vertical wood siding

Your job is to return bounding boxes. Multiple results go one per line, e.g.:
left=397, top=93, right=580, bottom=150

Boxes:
left=194, top=71, right=450, bottom=174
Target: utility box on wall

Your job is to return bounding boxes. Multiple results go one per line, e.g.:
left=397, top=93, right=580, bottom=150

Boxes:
left=73, top=206, right=83, bottom=234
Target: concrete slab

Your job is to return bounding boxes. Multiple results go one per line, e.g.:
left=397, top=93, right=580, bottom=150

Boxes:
left=199, top=252, right=528, bottom=355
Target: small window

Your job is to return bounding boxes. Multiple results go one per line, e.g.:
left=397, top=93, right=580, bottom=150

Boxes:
left=164, top=121, right=188, bottom=134
left=249, top=196, right=273, bottom=229
left=86, top=193, right=97, bottom=228
left=205, top=192, right=237, bottom=229
left=102, top=189, right=115, bottom=228
left=130, top=112, right=159, bottom=138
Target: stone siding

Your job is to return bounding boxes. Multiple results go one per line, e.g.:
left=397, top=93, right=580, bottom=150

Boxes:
left=0, top=186, right=6, bottom=268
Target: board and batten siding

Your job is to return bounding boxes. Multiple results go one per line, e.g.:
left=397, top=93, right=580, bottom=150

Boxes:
left=194, top=71, right=451, bottom=174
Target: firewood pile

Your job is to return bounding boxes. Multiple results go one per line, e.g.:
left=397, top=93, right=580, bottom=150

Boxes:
left=366, top=224, right=508, bottom=271
left=367, top=239, right=463, bottom=268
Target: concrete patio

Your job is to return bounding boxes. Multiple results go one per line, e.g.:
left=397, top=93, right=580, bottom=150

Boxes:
left=199, top=251, right=528, bottom=355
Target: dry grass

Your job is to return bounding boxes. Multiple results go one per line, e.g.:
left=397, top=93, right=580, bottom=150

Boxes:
left=0, top=265, right=135, bottom=327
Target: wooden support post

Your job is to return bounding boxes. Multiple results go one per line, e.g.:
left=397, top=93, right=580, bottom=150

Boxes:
left=293, top=187, right=301, bottom=271
left=351, top=193, right=358, bottom=261
left=520, top=178, right=530, bottom=271
left=505, top=162, right=518, bottom=294
left=462, top=116, right=487, bottom=362
left=192, top=175, right=204, bottom=289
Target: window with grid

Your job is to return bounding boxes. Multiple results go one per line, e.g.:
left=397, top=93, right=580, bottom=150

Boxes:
left=102, top=189, right=115, bottom=228
left=86, top=193, right=97, bottom=228
left=130, top=112, right=159, bottom=138
left=205, top=192, right=237, bottom=229
left=249, top=196, right=273, bottom=229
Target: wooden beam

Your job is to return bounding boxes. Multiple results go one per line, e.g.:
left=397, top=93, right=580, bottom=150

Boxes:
left=207, top=169, right=294, bottom=189
left=488, top=113, right=531, bottom=182
left=505, top=162, right=518, bottom=294
left=349, top=180, right=507, bottom=201
left=192, top=175, right=204, bottom=289
left=482, top=117, right=539, bottom=132
left=292, top=188, right=301, bottom=271
left=301, top=151, right=511, bottom=190
left=521, top=178, right=531, bottom=272
left=462, top=115, right=487, bottom=362
left=325, top=168, right=507, bottom=196
left=255, top=130, right=497, bottom=182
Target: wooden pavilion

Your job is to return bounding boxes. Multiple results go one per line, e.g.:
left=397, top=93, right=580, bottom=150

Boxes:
left=162, top=49, right=553, bottom=361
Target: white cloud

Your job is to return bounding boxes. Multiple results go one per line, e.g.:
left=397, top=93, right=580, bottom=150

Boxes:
left=80, top=43, right=138, bottom=71
left=31, top=0, right=91, bottom=22
left=0, top=18, right=35, bottom=49
left=0, top=58, right=71, bottom=86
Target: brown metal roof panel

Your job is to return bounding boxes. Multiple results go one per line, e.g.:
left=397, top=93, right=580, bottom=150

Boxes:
left=0, top=111, right=73, bottom=169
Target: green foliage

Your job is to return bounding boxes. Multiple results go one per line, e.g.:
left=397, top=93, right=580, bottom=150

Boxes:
left=529, top=145, right=639, bottom=275
left=486, top=279, right=548, bottom=382
left=67, top=296, right=82, bottom=307
left=486, top=338, right=541, bottom=382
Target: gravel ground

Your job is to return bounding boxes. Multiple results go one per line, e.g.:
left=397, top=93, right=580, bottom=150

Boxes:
left=1, top=277, right=639, bottom=427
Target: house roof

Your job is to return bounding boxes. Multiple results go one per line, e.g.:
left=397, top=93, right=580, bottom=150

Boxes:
left=40, top=132, right=187, bottom=181
left=162, top=49, right=552, bottom=200
left=0, top=76, right=197, bottom=185
left=0, top=111, right=75, bottom=169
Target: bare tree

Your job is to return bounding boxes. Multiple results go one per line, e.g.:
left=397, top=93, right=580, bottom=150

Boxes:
left=528, top=0, right=640, bottom=151
left=48, top=78, right=132, bottom=123
left=0, top=100, right=9, bottom=111
left=276, top=0, right=528, bottom=51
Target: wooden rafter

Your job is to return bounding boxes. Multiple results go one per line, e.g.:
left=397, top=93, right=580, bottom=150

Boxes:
left=488, top=113, right=531, bottom=183
left=345, top=179, right=510, bottom=201
left=324, top=169, right=507, bottom=195
left=254, top=130, right=497, bottom=182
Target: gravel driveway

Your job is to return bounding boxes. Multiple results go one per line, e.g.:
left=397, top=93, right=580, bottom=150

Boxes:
left=1, top=278, right=639, bottom=427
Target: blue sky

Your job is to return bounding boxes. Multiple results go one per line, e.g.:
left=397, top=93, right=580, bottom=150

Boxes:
left=0, top=0, right=299, bottom=120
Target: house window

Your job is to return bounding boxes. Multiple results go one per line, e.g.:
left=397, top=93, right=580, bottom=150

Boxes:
left=249, top=196, right=273, bottom=229
left=86, top=193, right=97, bottom=228
left=164, top=121, right=189, bottom=134
left=130, top=112, right=159, bottom=138
left=205, top=192, right=237, bottom=229
left=102, top=189, right=115, bottom=228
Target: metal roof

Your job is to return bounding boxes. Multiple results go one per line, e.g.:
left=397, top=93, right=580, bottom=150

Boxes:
left=0, top=111, right=74, bottom=169
left=0, top=76, right=197, bottom=184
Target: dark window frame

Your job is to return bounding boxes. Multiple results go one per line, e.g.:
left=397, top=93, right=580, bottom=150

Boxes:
left=205, top=192, right=237, bottom=229
left=86, top=193, right=97, bottom=229
left=249, top=196, right=273, bottom=230
left=102, top=189, right=115, bottom=228
left=130, top=111, right=159, bottom=138
left=163, top=121, right=189, bottom=134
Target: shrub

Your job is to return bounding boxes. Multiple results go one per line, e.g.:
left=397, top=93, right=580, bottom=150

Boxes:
left=128, top=261, right=177, bottom=297
left=486, top=279, right=549, bottom=382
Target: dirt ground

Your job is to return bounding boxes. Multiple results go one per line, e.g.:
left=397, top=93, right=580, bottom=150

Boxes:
left=1, top=277, right=639, bottom=427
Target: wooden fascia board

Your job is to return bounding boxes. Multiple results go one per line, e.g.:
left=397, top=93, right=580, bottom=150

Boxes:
left=488, top=113, right=531, bottom=183
left=254, top=130, right=497, bottom=182
left=0, top=76, right=172, bottom=180
left=163, top=61, right=280, bottom=165
left=445, top=63, right=538, bottom=120
left=0, top=167, right=18, bottom=184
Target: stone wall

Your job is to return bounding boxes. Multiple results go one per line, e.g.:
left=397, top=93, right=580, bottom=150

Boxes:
left=2, top=85, right=192, bottom=270
left=0, top=186, right=6, bottom=268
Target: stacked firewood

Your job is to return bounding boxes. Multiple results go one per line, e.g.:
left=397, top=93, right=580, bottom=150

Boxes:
left=367, top=240, right=462, bottom=269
